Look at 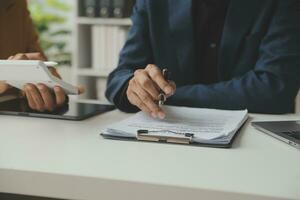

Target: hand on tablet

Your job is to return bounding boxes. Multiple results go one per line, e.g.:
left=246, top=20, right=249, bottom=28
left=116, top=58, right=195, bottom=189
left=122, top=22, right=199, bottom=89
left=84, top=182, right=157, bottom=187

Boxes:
left=22, top=83, right=65, bottom=112
left=1, top=53, right=45, bottom=95
left=7, top=52, right=74, bottom=112
left=8, top=52, right=47, bottom=61
left=22, top=84, right=84, bottom=112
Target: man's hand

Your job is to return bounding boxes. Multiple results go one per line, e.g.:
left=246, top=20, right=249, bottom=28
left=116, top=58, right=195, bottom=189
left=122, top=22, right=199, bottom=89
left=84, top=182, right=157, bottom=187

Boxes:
left=8, top=52, right=47, bottom=61
left=0, top=81, right=11, bottom=94
left=23, top=83, right=66, bottom=112
left=127, top=64, right=176, bottom=119
left=8, top=52, right=67, bottom=112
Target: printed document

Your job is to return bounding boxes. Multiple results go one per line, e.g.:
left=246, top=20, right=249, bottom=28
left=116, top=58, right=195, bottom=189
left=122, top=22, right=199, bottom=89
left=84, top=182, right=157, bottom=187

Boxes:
left=102, top=106, right=248, bottom=144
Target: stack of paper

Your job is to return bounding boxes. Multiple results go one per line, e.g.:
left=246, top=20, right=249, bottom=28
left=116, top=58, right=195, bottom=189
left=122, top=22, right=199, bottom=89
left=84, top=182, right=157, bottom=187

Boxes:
left=102, top=106, right=248, bottom=145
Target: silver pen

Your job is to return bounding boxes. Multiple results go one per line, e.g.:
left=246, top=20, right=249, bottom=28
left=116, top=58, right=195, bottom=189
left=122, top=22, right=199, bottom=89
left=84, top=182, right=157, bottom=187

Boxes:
left=158, top=68, right=169, bottom=106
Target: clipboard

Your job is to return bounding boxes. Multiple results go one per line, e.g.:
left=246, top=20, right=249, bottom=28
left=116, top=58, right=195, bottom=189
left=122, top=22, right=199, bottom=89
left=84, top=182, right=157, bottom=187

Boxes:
left=100, top=106, right=248, bottom=148
left=100, top=124, right=245, bottom=148
left=136, top=129, right=193, bottom=144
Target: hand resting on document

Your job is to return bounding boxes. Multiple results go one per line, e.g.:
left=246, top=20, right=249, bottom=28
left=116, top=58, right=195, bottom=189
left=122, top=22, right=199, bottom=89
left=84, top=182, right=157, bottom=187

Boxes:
left=127, top=64, right=176, bottom=119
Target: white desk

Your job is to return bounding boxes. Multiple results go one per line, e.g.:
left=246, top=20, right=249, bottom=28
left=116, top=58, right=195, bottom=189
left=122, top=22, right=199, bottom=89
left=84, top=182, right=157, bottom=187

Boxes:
left=0, top=110, right=299, bottom=200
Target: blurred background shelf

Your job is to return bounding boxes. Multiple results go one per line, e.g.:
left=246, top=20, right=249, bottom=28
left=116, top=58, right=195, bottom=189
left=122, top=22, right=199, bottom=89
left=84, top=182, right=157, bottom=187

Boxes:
left=76, top=69, right=110, bottom=77
left=73, top=0, right=134, bottom=104
left=77, top=17, right=132, bottom=26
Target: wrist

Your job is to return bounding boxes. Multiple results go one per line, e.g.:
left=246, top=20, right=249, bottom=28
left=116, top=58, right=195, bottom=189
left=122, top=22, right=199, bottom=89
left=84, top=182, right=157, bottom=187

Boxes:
left=2, top=87, right=23, bottom=98
left=115, top=82, right=139, bottom=113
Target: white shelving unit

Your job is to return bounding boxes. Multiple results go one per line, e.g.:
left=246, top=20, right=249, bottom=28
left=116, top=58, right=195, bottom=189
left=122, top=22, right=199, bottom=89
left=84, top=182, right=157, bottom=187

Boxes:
left=73, top=0, right=132, bottom=104
left=77, top=17, right=132, bottom=26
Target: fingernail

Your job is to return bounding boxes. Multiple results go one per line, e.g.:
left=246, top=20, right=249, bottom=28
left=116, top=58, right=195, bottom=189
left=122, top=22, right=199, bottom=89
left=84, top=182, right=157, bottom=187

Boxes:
left=151, top=112, right=157, bottom=118
left=164, top=86, right=173, bottom=95
left=158, top=112, right=165, bottom=119
left=37, top=85, right=43, bottom=90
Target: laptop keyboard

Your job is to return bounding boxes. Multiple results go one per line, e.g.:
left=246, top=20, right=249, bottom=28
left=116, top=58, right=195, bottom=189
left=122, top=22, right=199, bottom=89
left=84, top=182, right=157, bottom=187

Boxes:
left=281, top=131, right=300, bottom=140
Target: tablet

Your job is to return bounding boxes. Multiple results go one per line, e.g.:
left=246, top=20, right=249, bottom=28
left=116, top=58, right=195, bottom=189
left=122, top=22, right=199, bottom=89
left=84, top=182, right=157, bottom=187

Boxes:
left=0, top=99, right=115, bottom=121
left=0, top=60, right=78, bottom=95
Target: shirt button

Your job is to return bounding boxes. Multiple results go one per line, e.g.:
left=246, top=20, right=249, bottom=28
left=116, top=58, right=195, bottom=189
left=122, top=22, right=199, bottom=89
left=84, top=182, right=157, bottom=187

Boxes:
left=210, top=43, right=217, bottom=48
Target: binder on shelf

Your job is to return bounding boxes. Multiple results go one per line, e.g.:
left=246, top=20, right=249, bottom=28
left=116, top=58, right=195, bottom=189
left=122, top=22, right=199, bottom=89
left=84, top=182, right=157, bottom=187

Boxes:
left=92, top=25, right=129, bottom=72
left=84, top=0, right=98, bottom=17
left=92, top=25, right=129, bottom=102
left=99, top=0, right=112, bottom=18
left=81, top=0, right=135, bottom=18
left=106, top=26, right=114, bottom=72
left=92, top=25, right=106, bottom=71
left=96, top=77, right=108, bottom=101
left=112, top=0, right=135, bottom=18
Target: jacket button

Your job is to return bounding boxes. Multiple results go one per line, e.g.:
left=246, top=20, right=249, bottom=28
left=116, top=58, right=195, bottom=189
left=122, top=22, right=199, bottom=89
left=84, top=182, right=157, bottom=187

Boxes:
left=210, top=43, right=217, bottom=48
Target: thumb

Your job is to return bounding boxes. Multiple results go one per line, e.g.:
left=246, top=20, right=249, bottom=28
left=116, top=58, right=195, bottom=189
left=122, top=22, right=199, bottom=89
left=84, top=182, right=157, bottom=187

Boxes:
left=0, top=81, right=10, bottom=94
left=77, top=85, right=85, bottom=95
left=166, top=81, right=176, bottom=97
left=25, top=52, right=47, bottom=61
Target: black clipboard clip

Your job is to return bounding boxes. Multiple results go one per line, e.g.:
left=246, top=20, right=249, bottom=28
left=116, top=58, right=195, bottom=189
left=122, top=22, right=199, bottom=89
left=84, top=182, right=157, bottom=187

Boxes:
left=137, top=129, right=194, bottom=144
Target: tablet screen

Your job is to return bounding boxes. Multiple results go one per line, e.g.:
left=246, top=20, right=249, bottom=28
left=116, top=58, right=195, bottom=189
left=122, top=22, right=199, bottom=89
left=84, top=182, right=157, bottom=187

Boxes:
left=0, top=98, right=115, bottom=120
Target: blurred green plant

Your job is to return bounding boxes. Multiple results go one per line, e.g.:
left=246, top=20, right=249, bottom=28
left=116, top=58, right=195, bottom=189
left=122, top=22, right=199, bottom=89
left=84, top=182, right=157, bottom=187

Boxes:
left=29, top=0, right=72, bottom=66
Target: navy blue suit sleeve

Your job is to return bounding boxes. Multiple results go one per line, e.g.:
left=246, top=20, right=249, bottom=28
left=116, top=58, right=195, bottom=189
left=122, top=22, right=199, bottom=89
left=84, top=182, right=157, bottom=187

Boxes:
left=168, top=1, right=300, bottom=114
left=105, top=0, right=153, bottom=112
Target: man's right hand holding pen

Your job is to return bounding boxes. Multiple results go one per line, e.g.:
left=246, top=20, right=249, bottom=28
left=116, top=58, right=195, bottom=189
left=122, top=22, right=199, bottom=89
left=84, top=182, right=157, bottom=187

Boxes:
left=127, top=64, right=176, bottom=119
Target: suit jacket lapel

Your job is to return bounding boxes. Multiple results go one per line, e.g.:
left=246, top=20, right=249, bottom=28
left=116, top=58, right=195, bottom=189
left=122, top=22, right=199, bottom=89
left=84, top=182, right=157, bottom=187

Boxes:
left=218, top=0, right=263, bottom=80
left=168, top=0, right=197, bottom=83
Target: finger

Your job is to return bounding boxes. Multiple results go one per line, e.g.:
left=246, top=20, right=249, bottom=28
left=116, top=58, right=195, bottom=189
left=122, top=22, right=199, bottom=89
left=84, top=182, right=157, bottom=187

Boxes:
left=8, top=56, right=13, bottom=60
left=25, top=52, right=47, bottom=61
left=24, top=86, right=37, bottom=110
left=11, top=53, right=29, bottom=60
left=166, top=81, right=176, bottom=98
left=0, top=81, right=10, bottom=94
left=37, top=83, right=55, bottom=111
left=134, top=69, right=160, bottom=100
left=77, top=85, right=85, bottom=94
left=26, top=92, right=37, bottom=110
left=48, top=67, right=62, bottom=79
left=26, top=84, right=45, bottom=112
left=134, top=80, right=162, bottom=118
left=145, top=64, right=175, bottom=95
left=54, top=86, right=66, bottom=106
left=169, top=81, right=176, bottom=89
left=127, top=90, right=152, bottom=116
left=20, top=90, right=26, bottom=98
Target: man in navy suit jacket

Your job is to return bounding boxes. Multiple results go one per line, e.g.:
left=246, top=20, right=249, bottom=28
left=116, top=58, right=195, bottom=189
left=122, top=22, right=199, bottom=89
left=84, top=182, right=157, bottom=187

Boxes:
left=106, top=0, right=300, bottom=118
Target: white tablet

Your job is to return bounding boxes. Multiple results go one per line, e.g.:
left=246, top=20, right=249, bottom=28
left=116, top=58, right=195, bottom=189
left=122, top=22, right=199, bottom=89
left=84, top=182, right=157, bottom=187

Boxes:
left=0, top=60, right=78, bottom=95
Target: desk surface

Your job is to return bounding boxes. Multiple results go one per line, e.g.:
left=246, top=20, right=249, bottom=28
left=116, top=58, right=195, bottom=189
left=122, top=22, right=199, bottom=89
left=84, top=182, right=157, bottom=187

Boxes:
left=0, top=110, right=299, bottom=200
